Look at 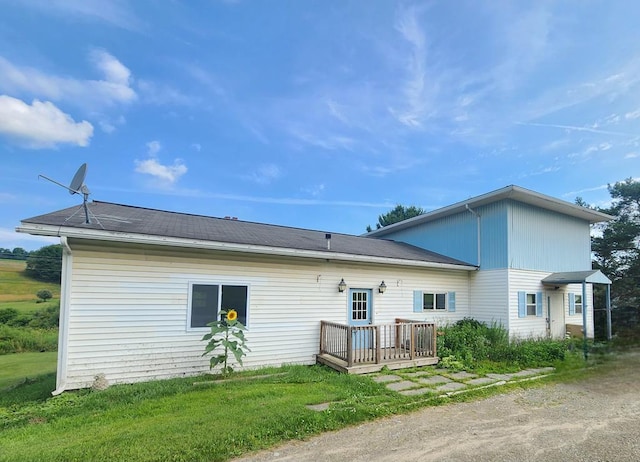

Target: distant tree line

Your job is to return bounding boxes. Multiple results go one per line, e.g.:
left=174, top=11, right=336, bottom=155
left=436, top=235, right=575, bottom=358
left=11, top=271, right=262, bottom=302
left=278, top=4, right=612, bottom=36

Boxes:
left=0, top=244, right=63, bottom=283
left=0, top=247, right=30, bottom=260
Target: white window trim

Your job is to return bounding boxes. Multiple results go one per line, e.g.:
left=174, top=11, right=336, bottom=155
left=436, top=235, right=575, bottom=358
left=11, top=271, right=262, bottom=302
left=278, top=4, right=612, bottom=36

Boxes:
left=187, top=281, right=250, bottom=331
left=526, top=293, right=537, bottom=317
left=422, top=291, right=448, bottom=311
left=575, top=294, right=583, bottom=315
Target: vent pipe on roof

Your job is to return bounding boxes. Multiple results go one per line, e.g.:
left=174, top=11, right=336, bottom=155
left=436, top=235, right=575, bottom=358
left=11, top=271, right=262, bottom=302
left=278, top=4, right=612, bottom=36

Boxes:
left=325, top=233, right=331, bottom=250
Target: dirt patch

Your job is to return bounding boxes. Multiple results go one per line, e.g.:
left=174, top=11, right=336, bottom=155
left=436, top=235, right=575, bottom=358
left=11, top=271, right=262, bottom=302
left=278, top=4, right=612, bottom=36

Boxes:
left=235, top=351, right=640, bottom=462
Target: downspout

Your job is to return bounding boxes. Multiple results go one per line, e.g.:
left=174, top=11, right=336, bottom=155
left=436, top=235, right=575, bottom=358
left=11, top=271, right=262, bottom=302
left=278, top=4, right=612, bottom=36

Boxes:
left=52, top=236, right=72, bottom=395
left=465, top=204, right=481, bottom=268
left=582, top=281, right=588, bottom=360
left=606, top=284, right=612, bottom=340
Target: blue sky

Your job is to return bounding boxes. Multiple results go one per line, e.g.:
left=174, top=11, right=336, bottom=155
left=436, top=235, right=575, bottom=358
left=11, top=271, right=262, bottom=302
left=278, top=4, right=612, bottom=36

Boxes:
left=1, top=1, right=639, bottom=250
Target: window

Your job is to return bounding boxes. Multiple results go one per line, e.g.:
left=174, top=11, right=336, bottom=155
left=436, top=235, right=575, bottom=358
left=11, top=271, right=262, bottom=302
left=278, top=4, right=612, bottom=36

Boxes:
left=189, top=283, right=248, bottom=329
left=423, top=292, right=447, bottom=310
left=414, top=291, right=455, bottom=313
left=574, top=294, right=583, bottom=315
left=526, top=293, right=537, bottom=316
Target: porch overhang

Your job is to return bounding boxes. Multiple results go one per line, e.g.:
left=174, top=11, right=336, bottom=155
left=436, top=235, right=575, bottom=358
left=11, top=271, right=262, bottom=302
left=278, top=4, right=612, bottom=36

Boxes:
left=541, top=269, right=613, bottom=346
left=541, top=270, right=611, bottom=286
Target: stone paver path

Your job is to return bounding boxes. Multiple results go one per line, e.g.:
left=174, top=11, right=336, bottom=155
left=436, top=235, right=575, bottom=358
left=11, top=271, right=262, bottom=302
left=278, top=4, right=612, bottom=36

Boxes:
left=369, top=366, right=554, bottom=396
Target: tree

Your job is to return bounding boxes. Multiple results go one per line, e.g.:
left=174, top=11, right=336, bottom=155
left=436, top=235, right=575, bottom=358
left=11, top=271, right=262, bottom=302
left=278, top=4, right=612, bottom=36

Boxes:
left=36, top=289, right=53, bottom=302
left=11, top=247, right=28, bottom=260
left=366, top=205, right=425, bottom=232
left=588, top=178, right=640, bottom=339
left=25, top=244, right=63, bottom=283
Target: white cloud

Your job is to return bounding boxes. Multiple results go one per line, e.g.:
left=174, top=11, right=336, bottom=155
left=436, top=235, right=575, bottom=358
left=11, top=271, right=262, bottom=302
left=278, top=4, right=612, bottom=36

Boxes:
left=191, top=143, right=202, bottom=152
left=390, top=6, right=430, bottom=128
left=625, top=152, right=638, bottom=159
left=134, top=158, right=187, bottom=185
left=0, top=51, right=136, bottom=109
left=18, top=0, right=143, bottom=31
left=135, top=141, right=187, bottom=185
left=625, top=109, right=640, bottom=120
left=0, top=95, right=93, bottom=148
left=98, top=114, right=126, bottom=133
left=146, top=140, right=162, bottom=156
left=246, top=164, right=281, bottom=185
left=90, top=49, right=132, bottom=87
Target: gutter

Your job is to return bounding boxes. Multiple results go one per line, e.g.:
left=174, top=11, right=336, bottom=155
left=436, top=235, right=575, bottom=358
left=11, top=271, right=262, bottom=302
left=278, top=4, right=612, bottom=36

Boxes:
left=16, top=224, right=477, bottom=272
left=52, top=236, right=72, bottom=395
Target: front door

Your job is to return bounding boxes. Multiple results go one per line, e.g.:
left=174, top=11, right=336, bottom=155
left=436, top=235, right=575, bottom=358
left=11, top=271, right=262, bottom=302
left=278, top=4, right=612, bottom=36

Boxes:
left=547, top=292, right=565, bottom=339
left=349, top=289, right=372, bottom=348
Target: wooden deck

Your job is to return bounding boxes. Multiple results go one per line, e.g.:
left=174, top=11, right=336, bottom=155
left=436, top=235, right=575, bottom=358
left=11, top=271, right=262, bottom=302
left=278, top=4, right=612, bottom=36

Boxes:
left=317, top=319, right=439, bottom=374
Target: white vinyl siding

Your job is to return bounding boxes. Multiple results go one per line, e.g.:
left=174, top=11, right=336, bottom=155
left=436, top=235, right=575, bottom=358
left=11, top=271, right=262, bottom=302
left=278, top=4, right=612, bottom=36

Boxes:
left=60, top=241, right=472, bottom=390
left=468, top=269, right=509, bottom=328
left=508, top=270, right=594, bottom=339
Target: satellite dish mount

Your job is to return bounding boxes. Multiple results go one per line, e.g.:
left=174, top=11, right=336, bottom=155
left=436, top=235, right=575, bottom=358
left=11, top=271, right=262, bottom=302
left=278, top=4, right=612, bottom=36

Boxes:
left=39, top=163, right=92, bottom=224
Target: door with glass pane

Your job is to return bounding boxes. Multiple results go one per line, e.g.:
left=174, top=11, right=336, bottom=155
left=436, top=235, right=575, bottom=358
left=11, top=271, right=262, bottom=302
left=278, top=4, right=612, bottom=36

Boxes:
left=349, top=289, right=372, bottom=348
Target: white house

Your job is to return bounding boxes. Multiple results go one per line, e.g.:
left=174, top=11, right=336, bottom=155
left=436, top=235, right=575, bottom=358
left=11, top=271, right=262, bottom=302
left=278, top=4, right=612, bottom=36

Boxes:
left=17, top=185, right=612, bottom=392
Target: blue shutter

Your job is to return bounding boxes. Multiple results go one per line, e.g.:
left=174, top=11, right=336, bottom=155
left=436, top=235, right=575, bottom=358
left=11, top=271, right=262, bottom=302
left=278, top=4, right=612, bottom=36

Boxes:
left=413, top=290, right=422, bottom=313
left=569, top=293, right=575, bottom=315
left=448, top=292, right=456, bottom=312
left=517, top=291, right=526, bottom=318
left=536, top=291, right=543, bottom=317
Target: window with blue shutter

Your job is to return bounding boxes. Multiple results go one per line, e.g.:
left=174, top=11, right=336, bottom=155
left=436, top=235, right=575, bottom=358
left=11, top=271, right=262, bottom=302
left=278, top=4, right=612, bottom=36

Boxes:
left=536, top=291, right=543, bottom=317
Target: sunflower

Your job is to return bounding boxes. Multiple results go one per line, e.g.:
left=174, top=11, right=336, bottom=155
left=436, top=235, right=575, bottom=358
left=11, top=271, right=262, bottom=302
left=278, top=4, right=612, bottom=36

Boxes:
left=226, top=309, right=238, bottom=322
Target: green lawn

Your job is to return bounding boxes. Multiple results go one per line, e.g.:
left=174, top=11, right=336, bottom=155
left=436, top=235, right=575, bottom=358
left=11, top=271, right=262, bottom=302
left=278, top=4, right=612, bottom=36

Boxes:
left=0, top=365, right=401, bottom=462
left=0, top=260, right=60, bottom=309
left=0, top=351, right=57, bottom=391
left=0, top=350, right=609, bottom=462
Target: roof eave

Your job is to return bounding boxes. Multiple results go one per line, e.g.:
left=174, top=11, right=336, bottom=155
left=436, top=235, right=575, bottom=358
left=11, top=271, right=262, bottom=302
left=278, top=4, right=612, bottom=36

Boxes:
left=366, top=185, right=614, bottom=237
left=16, top=223, right=477, bottom=272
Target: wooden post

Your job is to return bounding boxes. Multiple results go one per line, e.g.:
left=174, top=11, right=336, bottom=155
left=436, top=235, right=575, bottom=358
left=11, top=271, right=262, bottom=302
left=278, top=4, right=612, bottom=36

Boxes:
left=410, top=324, right=415, bottom=360
left=319, top=321, right=326, bottom=354
left=347, top=326, right=353, bottom=367
left=432, top=323, right=437, bottom=357
left=375, top=325, right=381, bottom=364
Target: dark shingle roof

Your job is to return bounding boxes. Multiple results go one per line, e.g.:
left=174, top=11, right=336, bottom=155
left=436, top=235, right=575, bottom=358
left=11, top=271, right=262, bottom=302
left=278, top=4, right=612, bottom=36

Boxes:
left=21, top=201, right=473, bottom=267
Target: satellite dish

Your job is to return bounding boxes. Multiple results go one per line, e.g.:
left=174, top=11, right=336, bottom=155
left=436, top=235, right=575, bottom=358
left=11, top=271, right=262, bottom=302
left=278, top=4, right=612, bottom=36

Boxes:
left=38, top=163, right=92, bottom=224
left=69, top=163, right=87, bottom=195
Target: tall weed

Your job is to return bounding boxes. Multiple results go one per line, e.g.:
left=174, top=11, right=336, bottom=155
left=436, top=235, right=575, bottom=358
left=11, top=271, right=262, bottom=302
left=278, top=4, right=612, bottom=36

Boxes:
left=0, top=325, right=58, bottom=354
left=437, top=317, right=567, bottom=369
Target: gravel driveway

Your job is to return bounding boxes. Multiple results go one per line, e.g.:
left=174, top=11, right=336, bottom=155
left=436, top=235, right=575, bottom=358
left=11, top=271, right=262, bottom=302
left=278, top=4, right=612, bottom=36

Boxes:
left=236, top=350, right=640, bottom=462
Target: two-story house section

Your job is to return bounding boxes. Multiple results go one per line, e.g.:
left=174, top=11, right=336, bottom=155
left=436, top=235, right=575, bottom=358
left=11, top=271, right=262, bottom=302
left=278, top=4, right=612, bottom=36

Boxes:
left=366, top=185, right=613, bottom=339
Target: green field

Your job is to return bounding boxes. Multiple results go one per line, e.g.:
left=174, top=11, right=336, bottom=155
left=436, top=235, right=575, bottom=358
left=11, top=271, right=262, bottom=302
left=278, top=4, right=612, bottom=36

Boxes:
left=0, top=351, right=57, bottom=391
left=0, top=260, right=60, bottom=312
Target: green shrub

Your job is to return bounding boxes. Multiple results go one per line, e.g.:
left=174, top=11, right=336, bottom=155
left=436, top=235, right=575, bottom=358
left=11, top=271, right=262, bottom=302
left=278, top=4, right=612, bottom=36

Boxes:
left=27, top=303, right=60, bottom=329
left=4, top=303, right=59, bottom=329
left=437, top=318, right=568, bottom=369
left=0, top=325, right=58, bottom=354
left=0, top=308, right=18, bottom=324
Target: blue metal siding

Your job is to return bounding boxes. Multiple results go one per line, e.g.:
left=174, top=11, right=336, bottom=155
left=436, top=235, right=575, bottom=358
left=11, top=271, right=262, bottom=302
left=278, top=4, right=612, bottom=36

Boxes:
left=476, top=202, right=509, bottom=270
left=508, top=201, right=591, bottom=271
left=382, top=212, right=479, bottom=265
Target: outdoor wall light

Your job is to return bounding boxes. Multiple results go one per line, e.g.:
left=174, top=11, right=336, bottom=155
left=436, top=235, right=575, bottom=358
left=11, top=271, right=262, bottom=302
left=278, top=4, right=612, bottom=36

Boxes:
left=378, top=281, right=387, bottom=294
left=338, top=278, right=347, bottom=293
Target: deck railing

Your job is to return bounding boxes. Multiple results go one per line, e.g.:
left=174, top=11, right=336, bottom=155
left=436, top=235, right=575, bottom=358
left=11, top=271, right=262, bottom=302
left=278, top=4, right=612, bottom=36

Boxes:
left=319, top=319, right=437, bottom=367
